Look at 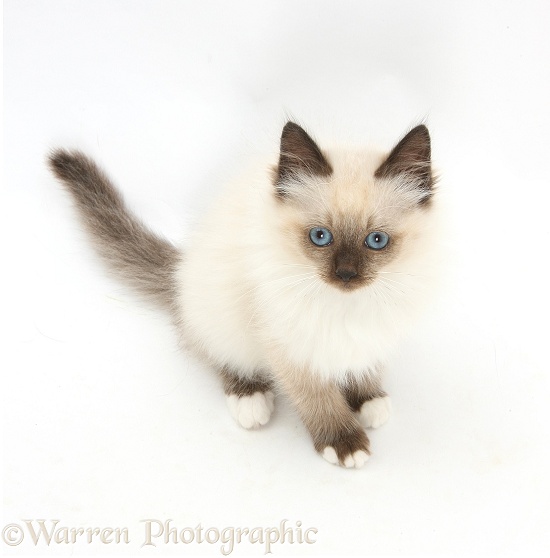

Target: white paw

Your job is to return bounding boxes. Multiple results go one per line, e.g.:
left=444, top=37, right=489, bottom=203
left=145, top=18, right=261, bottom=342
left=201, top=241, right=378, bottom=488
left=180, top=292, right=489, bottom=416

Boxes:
left=322, top=447, right=370, bottom=468
left=227, top=391, right=275, bottom=429
left=359, top=396, right=392, bottom=429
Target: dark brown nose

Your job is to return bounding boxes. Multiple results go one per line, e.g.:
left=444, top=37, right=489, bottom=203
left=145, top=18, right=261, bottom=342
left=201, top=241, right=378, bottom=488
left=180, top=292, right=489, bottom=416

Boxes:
left=335, top=267, right=357, bottom=282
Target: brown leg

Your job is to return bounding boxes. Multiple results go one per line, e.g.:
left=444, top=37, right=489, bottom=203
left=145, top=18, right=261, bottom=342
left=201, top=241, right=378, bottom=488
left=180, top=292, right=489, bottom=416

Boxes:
left=219, top=367, right=274, bottom=396
left=272, top=359, right=370, bottom=468
left=220, top=368, right=275, bottom=429
left=340, top=374, right=387, bottom=412
left=339, top=372, right=392, bottom=430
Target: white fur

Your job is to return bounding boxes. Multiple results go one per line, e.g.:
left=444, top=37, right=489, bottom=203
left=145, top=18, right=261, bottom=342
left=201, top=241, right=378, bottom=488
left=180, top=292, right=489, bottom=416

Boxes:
left=322, top=447, right=369, bottom=468
left=226, top=392, right=275, bottom=429
left=176, top=147, right=441, bottom=382
left=359, top=396, right=392, bottom=429
left=322, top=447, right=339, bottom=464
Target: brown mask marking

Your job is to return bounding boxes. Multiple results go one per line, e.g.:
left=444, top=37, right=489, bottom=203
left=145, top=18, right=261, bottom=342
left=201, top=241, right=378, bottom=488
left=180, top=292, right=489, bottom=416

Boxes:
left=300, top=222, right=403, bottom=292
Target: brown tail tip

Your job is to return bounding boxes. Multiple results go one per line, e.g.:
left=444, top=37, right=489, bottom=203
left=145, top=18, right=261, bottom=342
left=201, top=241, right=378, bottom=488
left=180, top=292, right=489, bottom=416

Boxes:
left=48, top=148, right=91, bottom=181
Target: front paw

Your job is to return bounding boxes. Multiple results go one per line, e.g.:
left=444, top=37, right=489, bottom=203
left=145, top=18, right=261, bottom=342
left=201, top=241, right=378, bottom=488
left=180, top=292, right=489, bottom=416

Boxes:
left=359, top=396, right=392, bottom=429
left=319, top=427, right=370, bottom=469
left=226, top=391, right=275, bottom=429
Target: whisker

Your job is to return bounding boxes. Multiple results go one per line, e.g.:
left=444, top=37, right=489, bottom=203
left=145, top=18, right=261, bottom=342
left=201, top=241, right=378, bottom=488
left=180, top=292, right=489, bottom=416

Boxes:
left=377, top=278, right=407, bottom=297
left=377, top=276, right=411, bottom=289
left=379, top=271, right=425, bottom=277
left=280, top=264, right=318, bottom=269
left=370, top=282, right=393, bottom=307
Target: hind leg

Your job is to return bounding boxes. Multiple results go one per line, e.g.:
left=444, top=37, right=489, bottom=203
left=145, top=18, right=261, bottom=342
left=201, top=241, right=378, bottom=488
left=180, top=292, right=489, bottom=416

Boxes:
left=220, top=368, right=275, bottom=429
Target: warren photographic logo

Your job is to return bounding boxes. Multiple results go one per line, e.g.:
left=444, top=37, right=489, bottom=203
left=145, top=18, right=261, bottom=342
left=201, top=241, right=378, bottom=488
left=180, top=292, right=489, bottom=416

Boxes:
left=2, top=519, right=317, bottom=555
left=1, top=521, right=129, bottom=547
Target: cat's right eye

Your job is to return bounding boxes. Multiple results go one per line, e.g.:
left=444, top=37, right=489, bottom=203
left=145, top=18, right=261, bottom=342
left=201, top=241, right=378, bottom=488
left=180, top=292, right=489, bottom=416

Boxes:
left=309, top=227, right=334, bottom=247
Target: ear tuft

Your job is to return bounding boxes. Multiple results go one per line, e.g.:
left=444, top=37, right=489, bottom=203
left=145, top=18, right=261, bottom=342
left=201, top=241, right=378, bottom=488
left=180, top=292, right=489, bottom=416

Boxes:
left=275, top=122, right=332, bottom=197
left=375, top=125, right=433, bottom=199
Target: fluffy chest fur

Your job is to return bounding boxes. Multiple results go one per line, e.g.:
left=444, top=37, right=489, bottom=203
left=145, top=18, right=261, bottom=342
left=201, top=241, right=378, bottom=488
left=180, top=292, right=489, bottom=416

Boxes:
left=177, top=142, right=437, bottom=380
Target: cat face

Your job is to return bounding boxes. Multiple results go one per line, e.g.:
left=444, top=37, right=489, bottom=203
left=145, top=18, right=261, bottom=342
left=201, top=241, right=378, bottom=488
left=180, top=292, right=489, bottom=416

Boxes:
left=273, top=122, right=434, bottom=292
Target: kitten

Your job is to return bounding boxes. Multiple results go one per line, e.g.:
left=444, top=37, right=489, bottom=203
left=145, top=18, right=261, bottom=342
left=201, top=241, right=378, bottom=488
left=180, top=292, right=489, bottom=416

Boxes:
left=49, top=121, right=438, bottom=468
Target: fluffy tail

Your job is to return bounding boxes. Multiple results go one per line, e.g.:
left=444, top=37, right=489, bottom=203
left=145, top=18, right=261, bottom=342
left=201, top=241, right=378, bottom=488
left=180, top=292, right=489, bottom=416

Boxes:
left=49, top=149, right=180, bottom=309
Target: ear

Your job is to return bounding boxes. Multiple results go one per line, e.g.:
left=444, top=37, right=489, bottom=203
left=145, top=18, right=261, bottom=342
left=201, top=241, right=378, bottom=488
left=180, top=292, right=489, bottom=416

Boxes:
left=375, top=125, right=433, bottom=200
left=275, top=122, right=332, bottom=196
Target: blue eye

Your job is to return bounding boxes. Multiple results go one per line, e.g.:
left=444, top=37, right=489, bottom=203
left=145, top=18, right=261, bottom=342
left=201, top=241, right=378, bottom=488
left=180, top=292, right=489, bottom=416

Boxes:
left=309, top=227, right=333, bottom=247
left=365, top=231, right=390, bottom=250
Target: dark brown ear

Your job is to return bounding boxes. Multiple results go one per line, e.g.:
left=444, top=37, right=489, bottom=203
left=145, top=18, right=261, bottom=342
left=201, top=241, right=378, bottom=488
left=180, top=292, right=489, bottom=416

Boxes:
left=275, top=122, right=332, bottom=196
left=375, top=125, right=432, bottom=198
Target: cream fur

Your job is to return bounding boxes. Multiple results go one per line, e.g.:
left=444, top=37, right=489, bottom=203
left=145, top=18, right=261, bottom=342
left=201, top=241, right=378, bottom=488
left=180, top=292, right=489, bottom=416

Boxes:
left=322, top=447, right=369, bottom=468
left=176, top=147, right=440, bottom=383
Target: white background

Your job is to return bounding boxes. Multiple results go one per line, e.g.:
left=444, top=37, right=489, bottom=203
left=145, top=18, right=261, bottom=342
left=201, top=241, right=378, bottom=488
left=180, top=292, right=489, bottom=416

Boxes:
left=3, top=0, right=550, bottom=556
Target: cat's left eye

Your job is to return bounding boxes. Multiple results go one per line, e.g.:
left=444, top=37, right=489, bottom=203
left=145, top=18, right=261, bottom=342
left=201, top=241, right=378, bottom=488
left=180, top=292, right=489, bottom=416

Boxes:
left=365, top=231, right=390, bottom=250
